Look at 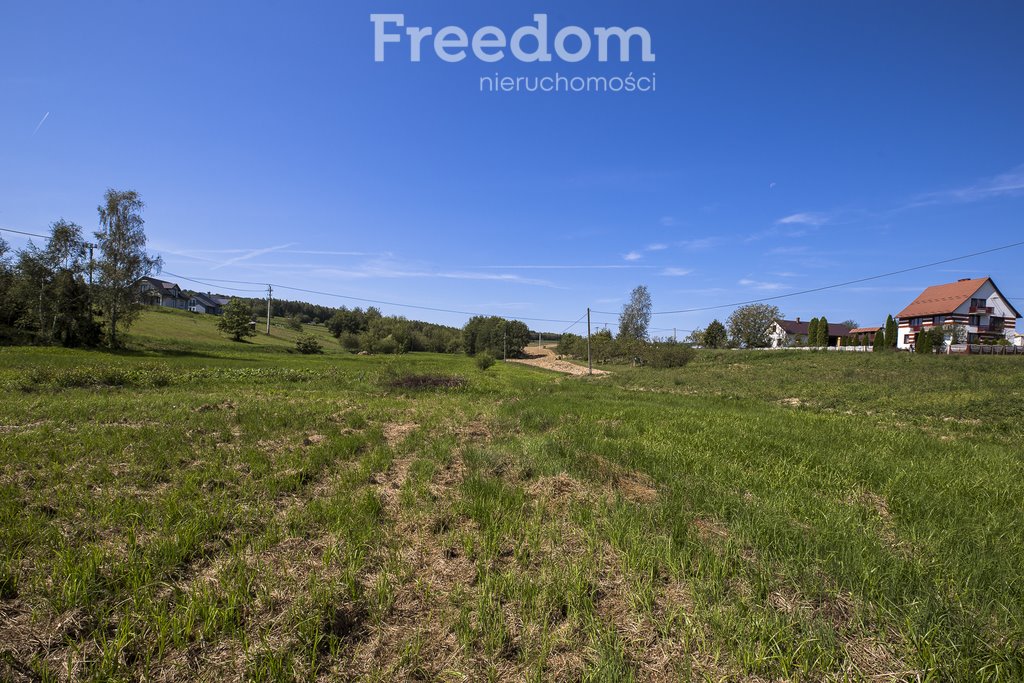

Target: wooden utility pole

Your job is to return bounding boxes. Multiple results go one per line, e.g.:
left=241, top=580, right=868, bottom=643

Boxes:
left=266, top=285, right=273, bottom=335
left=84, top=242, right=96, bottom=287
left=587, top=307, right=592, bottom=375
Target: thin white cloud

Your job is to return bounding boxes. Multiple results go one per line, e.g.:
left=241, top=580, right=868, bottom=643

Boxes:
left=776, top=212, right=829, bottom=226
left=211, top=243, right=296, bottom=269
left=309, top=262, right=558, bottom=288
left=623, top=251, right=643, bottom=262
left=661, top=267, right=692, bottom=277
left=677, top=237, right=723, bottom=251
left=910, top=165, right=1024, bottom=206
left=646, top=243, right=668, bottom=251
left=476, top=264, right=657, bottom=270
left=738, top=278, right=788, bottom=291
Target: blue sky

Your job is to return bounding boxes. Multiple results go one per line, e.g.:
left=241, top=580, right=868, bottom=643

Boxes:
left=2, top=1, right=1023, bottom=335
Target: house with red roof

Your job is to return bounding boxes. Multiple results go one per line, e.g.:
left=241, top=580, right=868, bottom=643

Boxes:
left=895, top=277, right=1020, bottom=350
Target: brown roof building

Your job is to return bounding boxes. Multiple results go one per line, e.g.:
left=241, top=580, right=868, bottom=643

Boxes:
left=895, top=277, right=1019, bottom=349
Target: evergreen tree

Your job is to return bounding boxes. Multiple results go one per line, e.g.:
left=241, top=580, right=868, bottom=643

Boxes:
left=916, top=329, right=932, bottom=354
left=817, top=316, right=830, bottom=347
left=885, top=314, right=898, bottom=349
left=807, top=318, right=820, bottom=347
left=873, top=328, right=885, bottom=351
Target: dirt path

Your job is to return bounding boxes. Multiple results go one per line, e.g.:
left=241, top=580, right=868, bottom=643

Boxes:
left=507, top=344, right=609, bottom=376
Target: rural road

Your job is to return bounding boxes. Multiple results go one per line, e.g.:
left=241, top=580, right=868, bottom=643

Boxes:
left=507, top=345, right=609, bottom=376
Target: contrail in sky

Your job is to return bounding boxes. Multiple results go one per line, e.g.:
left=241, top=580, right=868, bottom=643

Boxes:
left=32, top=112, right=50, bottom=136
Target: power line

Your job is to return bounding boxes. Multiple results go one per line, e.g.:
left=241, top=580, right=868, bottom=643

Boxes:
left=161, top=270, right=603, bottom=327
left=646, top=239, right=1024, bottom=316
left=0, top=227, right=50, bottom=240
left=162, top=271, right=266, bottom=293
left=561, top=311, right=588, bottom=335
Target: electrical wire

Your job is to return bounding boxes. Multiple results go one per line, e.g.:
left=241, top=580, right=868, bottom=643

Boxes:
left=645, top=239, right=1024, bottom=316
left=0, top=227, right=50, bottom=240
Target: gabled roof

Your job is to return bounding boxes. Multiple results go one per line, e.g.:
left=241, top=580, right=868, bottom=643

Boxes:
left=896, top=277, right=1021, bottom=319
left=188, top=292, right=222, bottom=308
left=774, top=319, right=853, bottom=336
left=138, top=276, right=181, bottom=292
left=849, top=327, right=880, bottom=334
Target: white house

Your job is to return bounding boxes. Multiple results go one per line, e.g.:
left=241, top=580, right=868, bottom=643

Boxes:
left=895, top=277, right=1020, bottom=350
left=767, top=318, right=853, bottom=348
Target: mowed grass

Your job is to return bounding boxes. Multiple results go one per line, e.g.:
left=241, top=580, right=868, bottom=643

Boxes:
left=1, top=319, right=1023, bottom=681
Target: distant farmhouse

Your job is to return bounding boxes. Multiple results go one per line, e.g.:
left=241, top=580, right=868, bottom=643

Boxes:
left=895, top=277, right=1019, bottom=350
left=136, top=277, right=228, bottom=315
left=137, top=277, right=188, bottom=310
left=188, top=292, right=229, bottom=315
left=768, top=318, right=853, bottom=348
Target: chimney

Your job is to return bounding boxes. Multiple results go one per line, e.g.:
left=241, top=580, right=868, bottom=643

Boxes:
left=795, top=317, right=801, bottom=324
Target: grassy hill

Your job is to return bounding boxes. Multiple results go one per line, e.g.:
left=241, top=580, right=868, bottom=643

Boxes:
left=124, top=306, right=342, bottom=355
left=1, top=314, right=1023, bottom=681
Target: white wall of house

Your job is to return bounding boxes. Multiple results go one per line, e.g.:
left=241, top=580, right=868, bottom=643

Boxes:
left=897, top=282, right=1018, bottom=350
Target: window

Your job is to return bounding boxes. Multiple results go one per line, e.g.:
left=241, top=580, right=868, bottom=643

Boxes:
left=933, top=316, right=943, bottom=325
left=909, top=317, right=922, bottom=327
left=903, top=334, right=911, bottom=345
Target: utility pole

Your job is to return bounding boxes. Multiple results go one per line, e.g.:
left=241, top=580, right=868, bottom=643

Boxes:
left=673, top=327, right=677, bottom=343
left=266, top=285, right=272, bottom=335
left=84, top=242, right=96, bottom=287
left=587, top=307, right=592, bottom=376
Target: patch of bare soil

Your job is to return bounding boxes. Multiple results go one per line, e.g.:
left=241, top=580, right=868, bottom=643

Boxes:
left=382, top=422, right=418, bottom=448
left=507, top=345, right=610, bottom=377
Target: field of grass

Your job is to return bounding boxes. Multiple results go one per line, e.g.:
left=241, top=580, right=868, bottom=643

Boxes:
left=1, top=314, right=1023, bottom=681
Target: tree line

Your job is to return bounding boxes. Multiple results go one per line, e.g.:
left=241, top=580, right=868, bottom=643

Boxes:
left=0, top=189, right=161, bottom=347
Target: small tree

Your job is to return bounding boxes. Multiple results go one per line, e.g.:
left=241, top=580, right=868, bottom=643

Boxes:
left=286, top=314, right=303, bottom=332
left=727, top=304, right=783, bottom=348
left=885, top=315, right=898, bottom=349
left=295, top=334, right=323, bottom=354
left=873, top=328, right=885, bottom=351
left=93, top=189, right=161, bottom=346
left=817, top=316, right=830, bottom=347
left=475, top=352, right=496, bottom=370
left=618, top=285, right=653, bottom=341
left=703, top=319, right=728, bottom=349
left=218, top=298, right=256, bottom=341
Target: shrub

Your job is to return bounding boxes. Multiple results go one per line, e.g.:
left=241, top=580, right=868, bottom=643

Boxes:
left=645, top=343, right=695, bottom=368
left=338, top=332, right=361, bottom=353
left=295, top=334, right=323, bottom=354
left=475, top=352, right=496, bottom=371
left=374, top=335, right=400, bottom=355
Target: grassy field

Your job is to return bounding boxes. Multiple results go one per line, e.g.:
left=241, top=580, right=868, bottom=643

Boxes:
left=1, top=310, right=1023, bottom=681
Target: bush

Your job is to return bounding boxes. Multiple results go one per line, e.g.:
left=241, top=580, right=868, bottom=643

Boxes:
left=338, top=332, right=361, bottom=353
left=295, top=334, right=323, bottom=354
left=645, top=343, right=695, bottom=368
left=475, top=352, right=496, bottom=371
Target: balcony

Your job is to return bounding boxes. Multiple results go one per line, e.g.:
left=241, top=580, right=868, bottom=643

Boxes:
left=969, top=305, right=994, bottom=314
